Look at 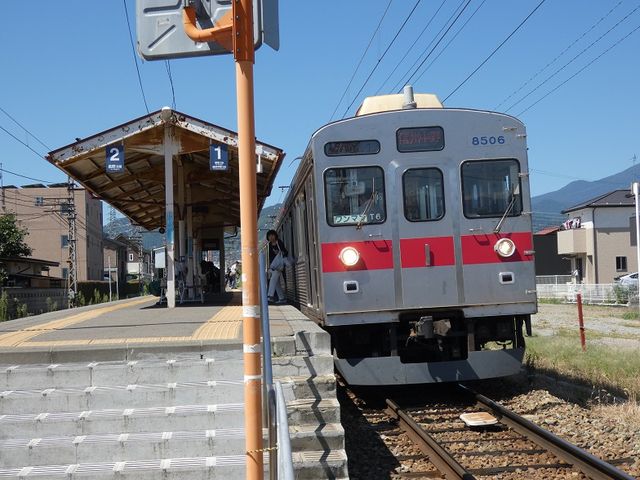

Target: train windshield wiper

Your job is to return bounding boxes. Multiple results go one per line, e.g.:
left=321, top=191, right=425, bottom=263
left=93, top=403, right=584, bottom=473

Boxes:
left=493, top=183, right=520, bottom=234
left=356, top=179, right=376, bottom=230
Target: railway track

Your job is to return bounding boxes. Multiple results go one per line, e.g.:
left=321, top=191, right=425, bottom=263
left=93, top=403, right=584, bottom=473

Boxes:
left=385, top=385, right=636, bottom=479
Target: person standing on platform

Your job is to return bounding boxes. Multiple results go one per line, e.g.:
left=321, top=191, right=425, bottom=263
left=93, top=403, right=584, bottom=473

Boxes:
left=266, top=230, right=288, bottom=304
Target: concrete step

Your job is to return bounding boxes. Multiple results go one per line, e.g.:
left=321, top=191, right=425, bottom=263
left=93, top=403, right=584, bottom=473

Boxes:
left=0, top=398, right=341, bottom=440
left=0, top=374, right=336, bottom=414
left=0, top=450, right=347, bottom=479
left=0, top=422, right=345, bottom=468
left=0, top=355, right=334, bottom=391
left=293, top=450, right=349, bottom=480
left=0, top=428, right=245, bottom=468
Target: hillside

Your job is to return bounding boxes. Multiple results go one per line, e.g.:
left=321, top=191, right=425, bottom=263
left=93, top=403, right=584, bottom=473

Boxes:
left=531, top=163, right=640, bottom=230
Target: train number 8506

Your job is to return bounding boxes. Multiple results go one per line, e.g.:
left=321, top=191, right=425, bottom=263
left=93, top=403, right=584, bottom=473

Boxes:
left=472, top=136, right=505, bottom=146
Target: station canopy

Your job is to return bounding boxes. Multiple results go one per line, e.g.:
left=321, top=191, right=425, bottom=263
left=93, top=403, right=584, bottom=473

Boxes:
left=46, top=109, right=285, bottom=231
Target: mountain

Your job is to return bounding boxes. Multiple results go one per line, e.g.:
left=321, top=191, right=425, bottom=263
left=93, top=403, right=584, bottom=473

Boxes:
left=531, top=164, right=640, bottom=231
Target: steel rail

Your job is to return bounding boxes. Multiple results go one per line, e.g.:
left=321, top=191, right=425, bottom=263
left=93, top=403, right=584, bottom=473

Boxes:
left=386, top=399, right=477, bottom=480
left=459, top=384, right=636, bottom=480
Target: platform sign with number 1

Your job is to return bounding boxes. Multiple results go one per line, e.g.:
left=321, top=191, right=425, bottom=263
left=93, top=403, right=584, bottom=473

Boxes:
left=210, top=144, right=228, bottom=171
left=106, top=145, right=125, bottom=173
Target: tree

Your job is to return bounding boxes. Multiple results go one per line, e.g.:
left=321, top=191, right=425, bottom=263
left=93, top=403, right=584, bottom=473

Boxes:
left=0, top=214, right=32, bottom=284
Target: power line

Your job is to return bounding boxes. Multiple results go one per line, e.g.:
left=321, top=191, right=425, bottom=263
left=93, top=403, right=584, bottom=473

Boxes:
left=406, top=0, right=479, bottom=89
left=0, top=106, right=51, bottom=151
left=341, top=0, right=424, bottom=118
left=123, top=0, right=150, bottom=114
left=516, top=22, right=640, bottom=116
left=495, top=0, right=624, bottom=110
left=0, top=125, right=45, bottom=159
left=505, top=3, right=640, bottom=113
left=0, top=166, right=52, bottom=184
left=165, top=60, right=177, bottom=110
left=374, top=0, right=449, bottom=95
left=329, top=0, right=394, bottom=120
left=443, top=0, right=547, bottom=103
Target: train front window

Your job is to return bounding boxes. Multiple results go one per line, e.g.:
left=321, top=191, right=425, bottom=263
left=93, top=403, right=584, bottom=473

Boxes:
left=403, top=168, right=445, bottom=222
left=461, top=159, right=522, bottom=218
left=324, top=167, right=386, bottom=226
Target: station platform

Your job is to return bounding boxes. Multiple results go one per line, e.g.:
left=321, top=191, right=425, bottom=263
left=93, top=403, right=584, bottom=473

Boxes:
left=0, top=295, right=348, bottom=479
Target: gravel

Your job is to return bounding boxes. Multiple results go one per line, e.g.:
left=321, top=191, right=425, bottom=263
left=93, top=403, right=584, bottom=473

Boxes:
left=341, top=376, right=640, bottom=479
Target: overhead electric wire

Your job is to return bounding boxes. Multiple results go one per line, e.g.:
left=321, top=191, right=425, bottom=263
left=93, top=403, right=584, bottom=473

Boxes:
left=411, top=0, right=487, bottom=88
left=516, top=22, right=640, bottom=116
left=165, top=60, right=177, bottom=110
left=329, top=0, right=394, bottom=121
left=505, top=3, right=640, bottom=112
left=0, top=106, right=51, bottom=151
left=123, top=0, right=150, bottom=114
left=0, top=125, right=46, bottom=160
left=341, top=0, right=424, bottom=118
left=443, top=0, right=547, bottom=103
left=495, top=0, right=624, bottom=110
left=398, top=0, right=473, bottom=92
left=374, top=0, right=448, bottom=95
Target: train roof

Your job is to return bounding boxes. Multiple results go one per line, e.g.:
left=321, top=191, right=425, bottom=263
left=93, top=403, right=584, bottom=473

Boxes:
left=355, top=93, right=443, bottom=116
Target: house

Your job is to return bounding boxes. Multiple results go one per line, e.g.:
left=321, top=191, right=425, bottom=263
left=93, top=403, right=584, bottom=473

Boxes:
left=557, top=189, right=637, bottom=284
left=533, top=226, right=571, bottom=276
left=114, top=234, right=154, bottom=281
left=0, top=256, right=63, bottom=288
left=1, top=184, right=104, bottom=281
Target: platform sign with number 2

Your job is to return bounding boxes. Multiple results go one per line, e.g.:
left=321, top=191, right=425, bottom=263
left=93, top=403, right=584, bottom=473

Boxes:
left=210, top=143, right=228, bottom=171
left=106, top=145, right=125, bottom=173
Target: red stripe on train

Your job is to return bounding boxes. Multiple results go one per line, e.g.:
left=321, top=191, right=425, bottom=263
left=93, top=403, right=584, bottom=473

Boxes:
left=400, top=236, right=455, bottom=268
left=321, top=240, right=393, bottom=272
left=461, top=231, right=534, bottom=264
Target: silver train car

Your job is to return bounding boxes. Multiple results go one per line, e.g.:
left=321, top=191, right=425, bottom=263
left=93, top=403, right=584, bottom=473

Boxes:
left=276, top=90, right=536, bottom=385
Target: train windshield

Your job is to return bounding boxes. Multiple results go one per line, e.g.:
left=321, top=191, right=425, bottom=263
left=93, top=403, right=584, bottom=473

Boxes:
left=461, top=159, right=522, bottom=218
left=324, top=167, right=386, bottom=226
left=403, top=168, right=445, bottom=222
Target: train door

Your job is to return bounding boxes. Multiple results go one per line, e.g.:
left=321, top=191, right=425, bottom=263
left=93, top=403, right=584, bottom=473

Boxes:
left=458, top=158, right=535, bottom=305
left=305, top=175, right=321, bottom=311
left=393, top=162, right=460, bottom=308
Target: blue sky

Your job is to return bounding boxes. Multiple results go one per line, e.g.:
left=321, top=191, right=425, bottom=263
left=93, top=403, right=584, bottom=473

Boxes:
left=1, top=1, right=638, bottom=215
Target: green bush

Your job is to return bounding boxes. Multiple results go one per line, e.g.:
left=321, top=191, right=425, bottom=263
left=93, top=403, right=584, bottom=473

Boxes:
left=0, top=290, right=8, bottom=322
left=15, top=300, right=28, bottom=318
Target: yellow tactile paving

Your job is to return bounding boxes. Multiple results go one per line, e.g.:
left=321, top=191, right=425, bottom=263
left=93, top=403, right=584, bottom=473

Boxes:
left=191, top=306, right=243, bottom=340
left=0, top=297, right=154, bottom=348
left=1, top=304, right=243, bottom=349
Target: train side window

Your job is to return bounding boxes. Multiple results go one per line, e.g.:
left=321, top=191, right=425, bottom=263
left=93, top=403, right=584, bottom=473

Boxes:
left=403, top=168, right=445, bottom=222
left=324, top=167, right=386, bottom=226
left=461, top=159, right=522, bottom=218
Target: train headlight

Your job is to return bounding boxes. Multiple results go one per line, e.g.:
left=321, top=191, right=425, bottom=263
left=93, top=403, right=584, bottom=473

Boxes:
left=339, top=246, right=360, bottom=267
left=494, top=238, right=516, bottom=258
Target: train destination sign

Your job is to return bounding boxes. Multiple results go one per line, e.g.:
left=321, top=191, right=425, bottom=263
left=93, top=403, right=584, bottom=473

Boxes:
left=397, top=126, right=444, bottom=152
left=325, top=140, right=380, bottom=157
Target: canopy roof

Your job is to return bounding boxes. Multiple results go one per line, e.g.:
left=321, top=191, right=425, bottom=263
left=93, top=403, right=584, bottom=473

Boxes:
left=46, top=109, right=285, bottom=231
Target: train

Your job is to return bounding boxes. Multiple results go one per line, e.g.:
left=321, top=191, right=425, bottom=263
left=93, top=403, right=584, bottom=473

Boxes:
left=275, top=87, right=536, bottom=385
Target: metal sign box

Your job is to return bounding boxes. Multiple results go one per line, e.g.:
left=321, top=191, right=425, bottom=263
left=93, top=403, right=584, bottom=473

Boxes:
left=136, top=0, right=279, bottom=60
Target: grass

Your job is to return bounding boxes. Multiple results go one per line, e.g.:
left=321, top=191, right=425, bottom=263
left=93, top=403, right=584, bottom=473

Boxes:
left=526, top=335, right=640, bottom=398
left=621, top=310, right=640, bottom=320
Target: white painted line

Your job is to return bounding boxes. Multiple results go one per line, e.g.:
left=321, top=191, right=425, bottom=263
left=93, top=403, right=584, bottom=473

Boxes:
left=207, top=381, right=217, bottom=387
left=167, top=383, right=177, bottom=390
left=0, top=390, right=13, bottom=398
left=65, top=464, right=78, bottom=475
left=35, top=413, right=49, bottom=422
left=160, top=459, right=171, bottom=470
left=72, top=436, right=86, bottom=445
left=84, top=386, right=97, bottom=394
left=47, top=364, right=60, bottom=370
left=123, top=409, right=134, bottom=417
left=113, top=462, right=125, bottom=472
left=126, top=385, right=137, bottom=391
left=206, top=430, right=216, bottom=438
left=78, top=411, right=90, bottom=420
left=207, top=405, right=217, bottom=413
left=165, top=407, right=176, bottom=415
left=41, top=388, right=55, bottom=397
left=27, top=438, right=41, bottom=448
left=118, top=433, right=129, bottom=443
left=127, top=361, right=138, bottom=367
left=162, top=432, right=172, bottom=440
left=244, top=374, right=262, bottom=383
left=87, top=362, right=99, bottom=369
left=206, top=457, right=216, bottom=467
left=18, top=466, right=33, bottom=477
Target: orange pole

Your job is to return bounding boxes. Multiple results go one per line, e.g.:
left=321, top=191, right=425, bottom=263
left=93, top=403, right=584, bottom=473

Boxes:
left=233, top=0, right=263, bottom=478
left=577, top=292, right=586, bottom=351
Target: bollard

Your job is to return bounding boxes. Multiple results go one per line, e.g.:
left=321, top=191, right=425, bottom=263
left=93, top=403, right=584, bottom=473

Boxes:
left=576, top=293, right=586, bottom=351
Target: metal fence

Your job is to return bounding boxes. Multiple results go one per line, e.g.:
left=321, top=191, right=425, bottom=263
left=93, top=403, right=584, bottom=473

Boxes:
left=535, top=275, right=574, bottom=285
left=536, top=282, right=637, bottom=305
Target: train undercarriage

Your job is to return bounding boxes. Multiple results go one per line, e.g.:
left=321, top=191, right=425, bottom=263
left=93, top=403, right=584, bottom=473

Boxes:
left=330, top=312, right=532, bottom=385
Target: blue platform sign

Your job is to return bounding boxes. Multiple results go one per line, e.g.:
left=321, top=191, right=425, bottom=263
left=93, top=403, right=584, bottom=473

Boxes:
left=106, top=145, right=125, bottom=173
left=210, top=144, right=228, bottom=171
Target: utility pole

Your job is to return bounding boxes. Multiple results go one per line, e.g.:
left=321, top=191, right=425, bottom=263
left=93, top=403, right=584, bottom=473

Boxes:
left=0, top=162, right=5, bottom=211
left=66, top=177, right=78, bottom=308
